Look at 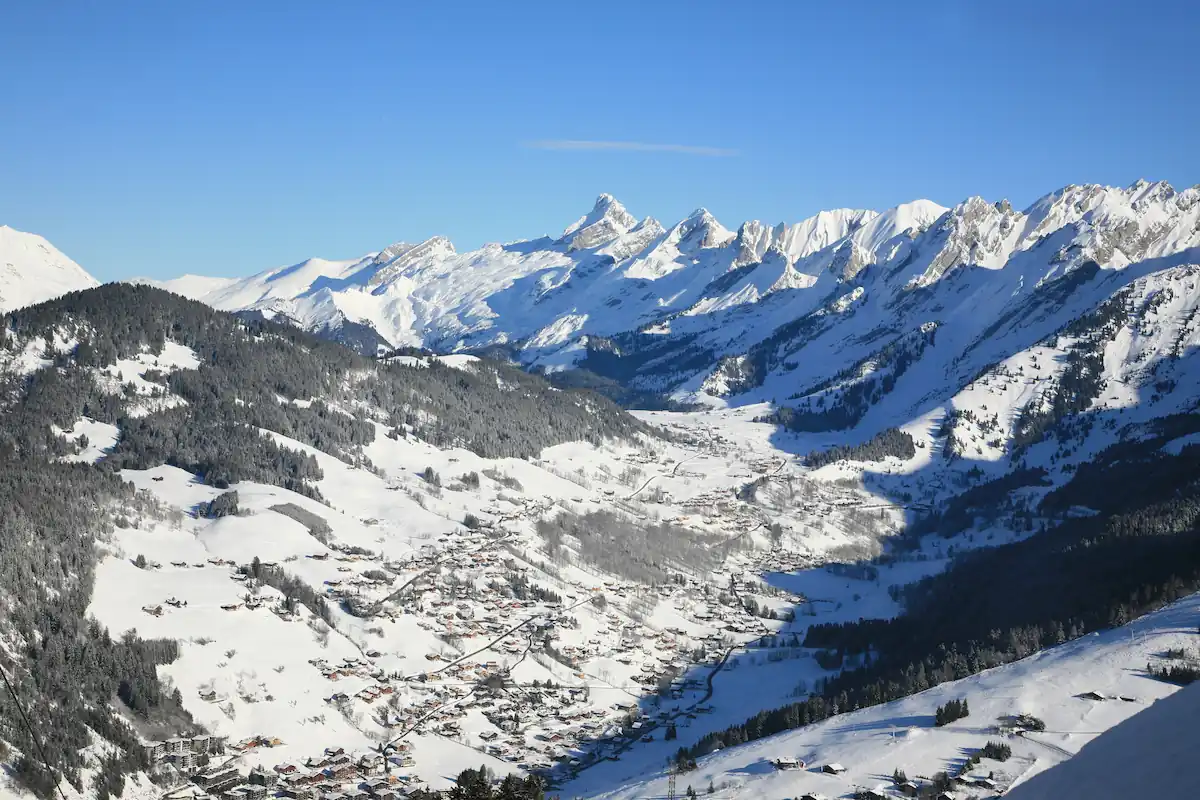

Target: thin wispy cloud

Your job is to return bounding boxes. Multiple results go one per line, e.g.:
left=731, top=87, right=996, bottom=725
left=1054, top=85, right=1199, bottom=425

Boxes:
left=525, top=139, right=739, bottom=157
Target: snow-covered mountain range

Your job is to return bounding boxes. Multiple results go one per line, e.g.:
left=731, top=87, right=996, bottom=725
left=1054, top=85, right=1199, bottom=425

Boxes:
left=147, top=182, right=1200, bottom=414
left=0, top=225, right=98, bottom=312
left=144, top=193, right=949, bottom=364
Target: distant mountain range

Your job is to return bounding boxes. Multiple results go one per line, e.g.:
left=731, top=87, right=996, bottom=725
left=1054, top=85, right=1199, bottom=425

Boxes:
left=140, top=192, right=950, bottom=367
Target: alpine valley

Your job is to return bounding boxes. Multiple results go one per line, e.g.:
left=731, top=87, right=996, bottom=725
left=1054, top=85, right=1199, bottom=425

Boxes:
left=1, top=180, right=1200, bottom=800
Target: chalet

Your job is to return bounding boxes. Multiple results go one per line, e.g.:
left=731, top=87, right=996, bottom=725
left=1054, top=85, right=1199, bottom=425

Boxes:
left=357, top=753, right=384, bottom=771
left=309, top=781, right=340, bottom=796
left=1079, top=690, right=1109, bottom=701
left=142, top=605, right=164, bottom=616
left=772, top=757, right=804, bottom=770
left=325, top=764, right=358, bottom=781
left=935, top=793, right=957, bottom=800
left=363, top=779, right=391, bottom=794
left=898, top=781, right=921, bottom=797
left=198, top=689, right=218, bottom=702
left=799, top=793, right=828, bottom=800
left=822, top=763, right=847, bottom=775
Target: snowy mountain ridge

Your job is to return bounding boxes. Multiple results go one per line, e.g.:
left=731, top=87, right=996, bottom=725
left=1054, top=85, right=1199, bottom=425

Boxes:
left=143, top=182, right=1200, bottom=416
left=143, top=193, right=952, bottom=358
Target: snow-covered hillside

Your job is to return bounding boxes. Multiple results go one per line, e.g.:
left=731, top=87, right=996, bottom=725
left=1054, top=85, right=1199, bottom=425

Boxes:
left=564, top=594, right=1200, bottom=800
left=1003, top=681, right=1200, bottom=800
left=0, top=225, right=98, bottom=311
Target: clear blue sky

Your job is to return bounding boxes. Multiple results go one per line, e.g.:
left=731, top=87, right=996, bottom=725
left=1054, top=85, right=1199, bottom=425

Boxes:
left=2, top=1, right=1197, bottom=281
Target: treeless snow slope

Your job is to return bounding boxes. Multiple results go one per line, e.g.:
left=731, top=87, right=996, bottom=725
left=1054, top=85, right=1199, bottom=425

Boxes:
left=0, top=225, right=99, bottom=311
left=1004, top=682, right=1200, bottom=800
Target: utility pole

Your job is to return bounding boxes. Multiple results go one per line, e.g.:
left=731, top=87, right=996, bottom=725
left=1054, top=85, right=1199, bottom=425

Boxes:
left=666, top=766, right=677, bottom=800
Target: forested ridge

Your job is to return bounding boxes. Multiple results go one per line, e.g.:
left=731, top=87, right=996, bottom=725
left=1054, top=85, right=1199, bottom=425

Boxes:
left=0, top=463, right=192, bottom=799
left=4, top=284, right=652, bottom=469
left=0, top=284, right=654, bottom=797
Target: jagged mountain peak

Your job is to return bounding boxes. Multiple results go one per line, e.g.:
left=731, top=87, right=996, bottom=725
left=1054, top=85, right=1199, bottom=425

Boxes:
left=731, top=208, right=879, bottom=267
left=670, top=208, right=733, bottom=249
left=560, top=193, right=638, bottom=249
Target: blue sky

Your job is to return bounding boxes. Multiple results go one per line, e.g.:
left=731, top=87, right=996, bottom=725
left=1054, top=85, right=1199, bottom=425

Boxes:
left=2, top=1, right=1197, bottom=281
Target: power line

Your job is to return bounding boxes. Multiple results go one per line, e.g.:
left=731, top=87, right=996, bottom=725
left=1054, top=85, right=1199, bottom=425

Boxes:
left=0, top=662, right=70, bottom=800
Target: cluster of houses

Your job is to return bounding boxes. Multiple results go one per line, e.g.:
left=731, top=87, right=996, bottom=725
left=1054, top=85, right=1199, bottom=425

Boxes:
left=159, top=745, right=422, bottom=800
left=782, top=761, right=1002, bottom=800
left=140, top=440, right=850, bottom=793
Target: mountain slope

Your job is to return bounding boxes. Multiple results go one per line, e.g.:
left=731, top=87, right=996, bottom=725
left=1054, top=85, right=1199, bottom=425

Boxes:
left=0, top=225, right=99, bottom=312
left=0, top=284, right=659, bottom=798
